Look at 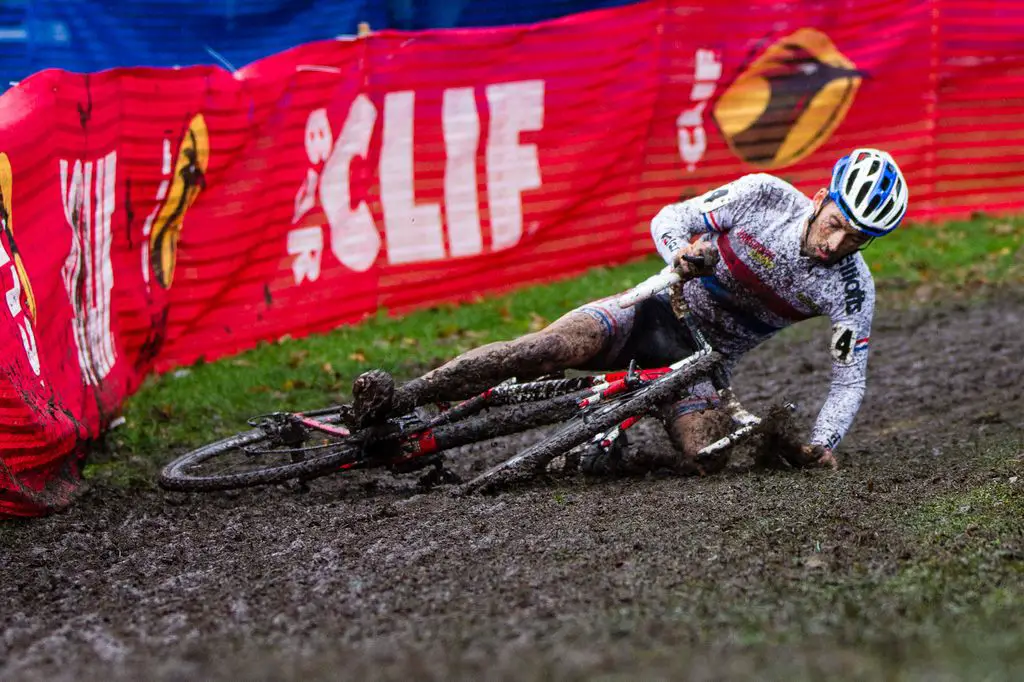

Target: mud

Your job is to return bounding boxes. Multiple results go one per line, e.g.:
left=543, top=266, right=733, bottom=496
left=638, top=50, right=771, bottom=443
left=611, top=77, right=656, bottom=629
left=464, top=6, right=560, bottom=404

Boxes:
left=400, top=312, right=607, bottom=411
left=2, top=289, right=1023, bottom=681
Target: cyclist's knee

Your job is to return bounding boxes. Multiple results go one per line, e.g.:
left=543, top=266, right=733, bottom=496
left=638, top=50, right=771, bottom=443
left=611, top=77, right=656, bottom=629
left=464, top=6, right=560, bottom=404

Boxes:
left=665, top=406, right=732, bottom=473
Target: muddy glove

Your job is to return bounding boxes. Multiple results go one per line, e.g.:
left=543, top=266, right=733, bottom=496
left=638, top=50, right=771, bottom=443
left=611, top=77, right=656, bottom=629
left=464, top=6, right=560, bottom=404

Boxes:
left=673, top=240, right=719, bottom=279
left=786, top=444, right=839, bottom=470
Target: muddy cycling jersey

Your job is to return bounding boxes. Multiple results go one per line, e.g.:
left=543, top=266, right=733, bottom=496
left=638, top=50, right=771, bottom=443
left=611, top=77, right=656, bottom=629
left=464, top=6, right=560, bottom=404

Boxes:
left=650, top=173, right=875, bottom=450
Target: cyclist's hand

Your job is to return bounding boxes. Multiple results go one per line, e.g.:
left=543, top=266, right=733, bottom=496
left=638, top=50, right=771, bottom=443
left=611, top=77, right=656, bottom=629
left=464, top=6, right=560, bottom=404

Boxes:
left=673, top=241, right=718, bottom=278
left=799, top=444, right=838, bottom=470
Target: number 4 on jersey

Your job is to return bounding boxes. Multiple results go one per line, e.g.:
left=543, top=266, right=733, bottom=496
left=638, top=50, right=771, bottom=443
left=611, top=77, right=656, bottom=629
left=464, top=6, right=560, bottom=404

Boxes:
left=831, top=325, right=856, bottom=365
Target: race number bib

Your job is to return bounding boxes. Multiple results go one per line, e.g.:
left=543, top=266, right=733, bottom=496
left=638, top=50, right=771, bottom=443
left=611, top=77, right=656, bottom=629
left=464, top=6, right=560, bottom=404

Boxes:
left=830, top=325, right=857, bottom=365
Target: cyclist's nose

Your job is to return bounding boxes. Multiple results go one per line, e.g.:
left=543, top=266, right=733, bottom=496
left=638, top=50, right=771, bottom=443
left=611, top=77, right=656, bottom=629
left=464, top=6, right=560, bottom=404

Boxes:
left=827, top=230, right=846, bottom=251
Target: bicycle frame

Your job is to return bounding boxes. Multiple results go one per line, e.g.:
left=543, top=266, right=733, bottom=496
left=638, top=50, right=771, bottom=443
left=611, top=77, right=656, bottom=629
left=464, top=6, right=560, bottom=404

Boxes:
left=286, top=366, right=682, bottom=471
left=161, top=259, right=795, bottom=493
left=282, top=264, right=779, bottom=475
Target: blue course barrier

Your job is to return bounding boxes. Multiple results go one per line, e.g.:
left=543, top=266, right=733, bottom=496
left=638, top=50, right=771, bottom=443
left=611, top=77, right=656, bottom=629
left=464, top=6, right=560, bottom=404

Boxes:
left=0, top=0, right=639, bottom=91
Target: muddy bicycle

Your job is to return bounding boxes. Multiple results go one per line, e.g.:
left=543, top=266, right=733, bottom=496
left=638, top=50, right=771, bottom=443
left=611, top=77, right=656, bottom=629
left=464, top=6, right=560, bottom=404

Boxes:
left=159, top=256, right=788, bottom=495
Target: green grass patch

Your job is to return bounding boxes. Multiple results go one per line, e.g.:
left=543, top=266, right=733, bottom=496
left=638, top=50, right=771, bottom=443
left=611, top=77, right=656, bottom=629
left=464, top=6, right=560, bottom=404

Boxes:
left=105, top=213, right=1023, bottom=465
left=601, top=432, right=1024, bottom=658
left=878, top=437, right=1024, bottom=630
left=870, top=212, right=1024, bottom=287
left=883, top=484, right=1024, bottom=624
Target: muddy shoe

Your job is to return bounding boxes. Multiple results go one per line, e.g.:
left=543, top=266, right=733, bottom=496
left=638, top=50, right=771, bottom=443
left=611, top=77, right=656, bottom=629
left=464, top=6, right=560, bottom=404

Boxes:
left=351, top=369, right=396, bottom=427
left=580, top=433, right=628, bottom=476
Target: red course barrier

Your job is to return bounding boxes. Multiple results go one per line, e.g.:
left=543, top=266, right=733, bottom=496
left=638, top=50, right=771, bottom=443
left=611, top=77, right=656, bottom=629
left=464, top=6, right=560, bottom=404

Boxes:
left=1, top=0, right=1022, bottom=516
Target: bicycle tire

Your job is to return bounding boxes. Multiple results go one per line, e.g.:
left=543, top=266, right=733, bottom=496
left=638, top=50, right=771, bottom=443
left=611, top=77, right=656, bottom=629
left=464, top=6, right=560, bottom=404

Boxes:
left=459, top=351, right=722, bottom=494
left=158, top=422, right=365, bottom=492
left=159, top=379, right=591, bottom=493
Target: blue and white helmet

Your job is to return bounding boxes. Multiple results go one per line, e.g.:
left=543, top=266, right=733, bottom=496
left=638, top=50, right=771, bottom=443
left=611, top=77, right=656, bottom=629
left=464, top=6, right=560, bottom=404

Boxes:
left=828, top=148, right=909, bottom=237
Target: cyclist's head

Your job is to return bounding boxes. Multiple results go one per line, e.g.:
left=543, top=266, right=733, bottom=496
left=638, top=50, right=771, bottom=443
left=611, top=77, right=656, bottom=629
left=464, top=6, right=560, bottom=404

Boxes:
left=827, top=148, right=909, bottom=237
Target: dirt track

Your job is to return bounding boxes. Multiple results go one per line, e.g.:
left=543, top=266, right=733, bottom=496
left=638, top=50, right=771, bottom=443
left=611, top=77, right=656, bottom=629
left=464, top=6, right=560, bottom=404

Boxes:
left=2, top=289, right=1023, bottom=681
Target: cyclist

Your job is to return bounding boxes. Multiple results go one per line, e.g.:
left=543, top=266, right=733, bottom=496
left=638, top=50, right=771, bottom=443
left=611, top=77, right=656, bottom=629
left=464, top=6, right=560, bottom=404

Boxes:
left=351, top=148, right=909, bottom=475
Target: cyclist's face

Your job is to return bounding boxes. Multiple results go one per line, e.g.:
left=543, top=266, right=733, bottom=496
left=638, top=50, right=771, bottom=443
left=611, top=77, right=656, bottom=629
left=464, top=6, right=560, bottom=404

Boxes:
left=803, top=189, right=872, bottom=265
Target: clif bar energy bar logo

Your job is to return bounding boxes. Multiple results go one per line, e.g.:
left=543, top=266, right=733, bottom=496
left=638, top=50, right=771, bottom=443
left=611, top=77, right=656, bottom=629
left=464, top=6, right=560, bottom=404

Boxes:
left=713, top=28, right=865, bottom=169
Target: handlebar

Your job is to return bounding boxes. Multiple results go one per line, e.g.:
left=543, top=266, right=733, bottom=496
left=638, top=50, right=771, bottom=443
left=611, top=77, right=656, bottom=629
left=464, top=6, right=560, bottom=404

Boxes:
left=616, top=249, right=719, bottom=309
left=616, top=267, right=681, bottom=309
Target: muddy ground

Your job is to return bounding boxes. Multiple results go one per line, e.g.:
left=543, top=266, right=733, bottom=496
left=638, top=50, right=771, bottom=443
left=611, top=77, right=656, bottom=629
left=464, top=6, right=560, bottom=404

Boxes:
left=2, top=288, right=1023, bottom=681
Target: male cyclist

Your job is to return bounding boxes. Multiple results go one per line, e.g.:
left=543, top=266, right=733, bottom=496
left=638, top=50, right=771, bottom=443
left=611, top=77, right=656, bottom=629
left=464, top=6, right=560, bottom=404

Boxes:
left=351, top=148, right=909, bottom=474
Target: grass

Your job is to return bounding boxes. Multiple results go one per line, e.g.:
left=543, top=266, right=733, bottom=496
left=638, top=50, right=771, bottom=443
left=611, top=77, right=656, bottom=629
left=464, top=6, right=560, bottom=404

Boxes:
left=850, top=437, right=1024, bottom=677
left=870, top=212, right=1024, bottom=288
left=84, top=212, right=1024, bottom=481
left=881, top=438, right=1024, bottom=628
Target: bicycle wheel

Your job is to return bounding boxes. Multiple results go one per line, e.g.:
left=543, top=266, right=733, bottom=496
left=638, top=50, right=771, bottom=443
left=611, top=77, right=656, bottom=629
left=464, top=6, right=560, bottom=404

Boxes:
left=159, top=411, right=363, bottom=492
left=460, top=351, right=722, bottom=494
left=159, top=375, right=594, bottom=493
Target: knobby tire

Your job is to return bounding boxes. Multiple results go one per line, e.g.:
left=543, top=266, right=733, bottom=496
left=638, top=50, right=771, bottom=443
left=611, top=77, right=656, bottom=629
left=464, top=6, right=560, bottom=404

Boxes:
left=159, top=424, right=364, bottom=493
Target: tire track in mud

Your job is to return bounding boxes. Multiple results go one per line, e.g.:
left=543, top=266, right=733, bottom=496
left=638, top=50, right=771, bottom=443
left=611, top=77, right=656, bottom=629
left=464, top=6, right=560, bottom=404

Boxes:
left=2, top=289, right=1022, bottom=681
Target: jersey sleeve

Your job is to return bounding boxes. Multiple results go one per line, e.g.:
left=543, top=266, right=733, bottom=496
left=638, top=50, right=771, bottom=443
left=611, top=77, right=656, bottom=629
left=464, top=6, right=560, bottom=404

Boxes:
left=650, top=174, right=775, bottom=265
left=810, top=260, right=876, bottom=450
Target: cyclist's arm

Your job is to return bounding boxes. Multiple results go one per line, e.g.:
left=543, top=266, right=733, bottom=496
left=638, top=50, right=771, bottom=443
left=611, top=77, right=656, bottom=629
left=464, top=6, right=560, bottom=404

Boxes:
left=810, top=268, right=876, bottom=452
left=650, top=175, right=771, bottom=265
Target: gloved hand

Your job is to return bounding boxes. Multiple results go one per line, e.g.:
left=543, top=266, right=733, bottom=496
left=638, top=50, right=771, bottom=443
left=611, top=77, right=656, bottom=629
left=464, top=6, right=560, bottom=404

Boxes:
left=673, top=240, right=719, bottom=278
left=790, top=444, right=839, bottom=470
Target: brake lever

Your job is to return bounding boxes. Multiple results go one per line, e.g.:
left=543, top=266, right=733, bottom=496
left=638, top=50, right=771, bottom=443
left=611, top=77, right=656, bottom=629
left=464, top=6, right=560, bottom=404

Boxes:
left=624, top=359, right=640, bottom=388
left=679, top=249, right=720, bottom=270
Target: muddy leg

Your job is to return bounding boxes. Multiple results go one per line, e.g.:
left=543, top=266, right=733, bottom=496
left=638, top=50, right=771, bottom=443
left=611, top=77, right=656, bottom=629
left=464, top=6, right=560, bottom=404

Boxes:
left=656, top=406, right=734, bottom=475
left=391, top=311, right=609, bottom=412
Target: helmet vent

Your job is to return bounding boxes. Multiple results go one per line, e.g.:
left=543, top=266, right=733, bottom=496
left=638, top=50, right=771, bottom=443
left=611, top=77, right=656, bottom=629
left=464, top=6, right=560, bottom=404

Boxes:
left=856, top=182, right=871, bottom=206
left=845, top=168, right=859, bottom=194
left=876, top=198, right=895, bottom=220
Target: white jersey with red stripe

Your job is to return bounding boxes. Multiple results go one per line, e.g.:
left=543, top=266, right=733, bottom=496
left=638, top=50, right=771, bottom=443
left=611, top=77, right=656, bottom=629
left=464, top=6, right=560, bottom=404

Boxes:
left=650, top=173, right=875, bottom=450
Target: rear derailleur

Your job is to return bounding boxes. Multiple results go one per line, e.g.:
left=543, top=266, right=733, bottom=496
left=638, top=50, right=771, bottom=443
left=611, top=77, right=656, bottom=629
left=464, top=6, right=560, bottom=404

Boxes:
left=247, top=412, right=308, bottom=451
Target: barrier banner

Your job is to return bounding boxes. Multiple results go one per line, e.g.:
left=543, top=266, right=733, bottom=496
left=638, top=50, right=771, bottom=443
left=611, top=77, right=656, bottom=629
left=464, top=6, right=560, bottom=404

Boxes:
left=2, top=0, right=1022, bottom=515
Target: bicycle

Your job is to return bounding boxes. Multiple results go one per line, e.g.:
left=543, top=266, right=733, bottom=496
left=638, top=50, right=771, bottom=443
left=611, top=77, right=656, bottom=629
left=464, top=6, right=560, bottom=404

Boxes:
left=159, top=253, right=788, bottom=495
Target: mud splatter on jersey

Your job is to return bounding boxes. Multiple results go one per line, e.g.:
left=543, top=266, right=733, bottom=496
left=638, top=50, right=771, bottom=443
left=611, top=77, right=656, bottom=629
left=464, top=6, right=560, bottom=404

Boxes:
left=650, top=173, right=875, bottom=449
